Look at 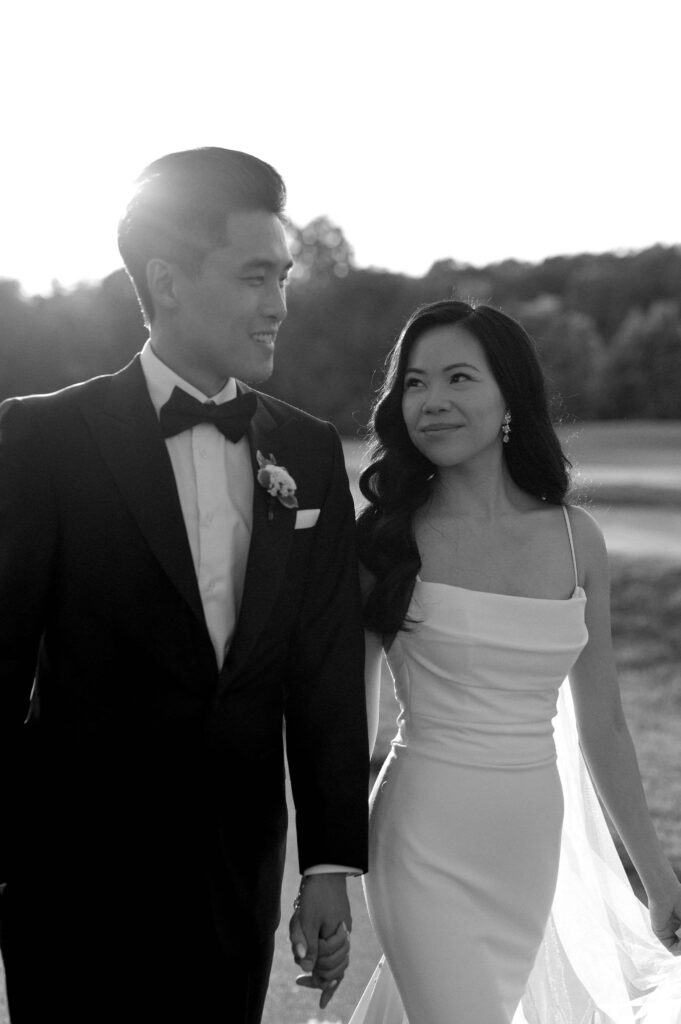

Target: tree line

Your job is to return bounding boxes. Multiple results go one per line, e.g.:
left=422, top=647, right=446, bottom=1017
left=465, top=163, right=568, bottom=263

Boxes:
left=1, top=218, right=680, bottom=435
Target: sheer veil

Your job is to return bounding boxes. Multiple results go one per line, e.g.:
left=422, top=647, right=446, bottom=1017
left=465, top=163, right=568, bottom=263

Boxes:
left=350, top=678, right=681, bottom=1024
left=517, top=679, right=681, bottom=1023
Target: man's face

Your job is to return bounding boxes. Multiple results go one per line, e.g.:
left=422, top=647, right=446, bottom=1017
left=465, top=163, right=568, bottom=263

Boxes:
left=170, top=209, right=293, bottom=394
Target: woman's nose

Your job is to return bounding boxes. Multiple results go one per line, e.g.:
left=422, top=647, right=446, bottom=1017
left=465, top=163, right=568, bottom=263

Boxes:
left=422, top=387, right=451, bottom=412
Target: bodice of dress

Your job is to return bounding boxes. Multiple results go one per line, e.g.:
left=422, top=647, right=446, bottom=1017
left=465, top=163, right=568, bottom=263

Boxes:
left=386, top=582, right=588, bottom=769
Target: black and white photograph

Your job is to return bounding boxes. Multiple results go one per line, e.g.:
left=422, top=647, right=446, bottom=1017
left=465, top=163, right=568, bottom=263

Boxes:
left=1, top=2, right=680, bottom=1022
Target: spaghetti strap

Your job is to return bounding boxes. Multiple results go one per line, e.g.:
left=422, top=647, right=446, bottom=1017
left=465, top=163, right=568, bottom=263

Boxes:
left=561, top=505, right=579, bottom=590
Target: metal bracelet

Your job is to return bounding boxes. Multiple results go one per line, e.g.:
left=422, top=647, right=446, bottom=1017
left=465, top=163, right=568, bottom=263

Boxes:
left=293, top=876, right=308, bottom=913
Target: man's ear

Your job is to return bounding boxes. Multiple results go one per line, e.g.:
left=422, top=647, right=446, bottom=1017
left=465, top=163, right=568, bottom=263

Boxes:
left=146, top=259, right=179, bottom=313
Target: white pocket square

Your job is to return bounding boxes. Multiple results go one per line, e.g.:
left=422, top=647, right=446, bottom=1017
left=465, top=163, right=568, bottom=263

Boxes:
left=294, top=508, right=320, bottom=530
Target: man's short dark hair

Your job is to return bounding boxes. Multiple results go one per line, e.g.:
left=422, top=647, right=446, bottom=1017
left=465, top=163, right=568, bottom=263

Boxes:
left=118, top=147, right=287, bottom=324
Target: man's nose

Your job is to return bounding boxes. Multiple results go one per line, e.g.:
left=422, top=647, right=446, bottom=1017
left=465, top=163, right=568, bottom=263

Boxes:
left=261, top=282, right=287, bottom=321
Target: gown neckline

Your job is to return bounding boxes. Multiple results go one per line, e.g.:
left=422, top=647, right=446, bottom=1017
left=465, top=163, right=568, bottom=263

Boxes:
left=415, top=578, right=586, bottom=603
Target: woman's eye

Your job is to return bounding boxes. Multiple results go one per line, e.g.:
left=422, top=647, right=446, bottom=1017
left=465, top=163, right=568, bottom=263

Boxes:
left=404, top=377, right=423, bottom=390
left=450, top=373, right=470, bottom=383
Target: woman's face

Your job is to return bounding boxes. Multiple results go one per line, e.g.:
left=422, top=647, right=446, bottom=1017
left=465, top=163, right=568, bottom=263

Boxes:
left=401, top=324, right=507, bottom=468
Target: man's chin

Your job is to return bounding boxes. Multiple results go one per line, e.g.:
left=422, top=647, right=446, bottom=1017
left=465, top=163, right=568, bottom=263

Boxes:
left=242, top=360, right=274, bottom=385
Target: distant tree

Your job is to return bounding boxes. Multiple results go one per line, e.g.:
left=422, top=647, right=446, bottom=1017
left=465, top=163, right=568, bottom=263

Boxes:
left=562, top=247, right=681, bottom=340
left=0, top=272, right=145, bottom=400
left=267, top=267, right=422, bottom=434
left=521, top=255, right=579, bottom=303
left=425, top=259, right=494, bottom=304
left=512, top=298, right=606, bottom=420
left=563, top=254, right=631, bottom=339
left=2, top=234, right=680, bottom=424
left=287, top=217, right=354, bottom=285
left=0, top=279, right=31, bottom=397
left=619, top=246, right=681, bottom=323
left=599, top=301, right=681, bottom=418
left=484, top=259, right=536, bottom=305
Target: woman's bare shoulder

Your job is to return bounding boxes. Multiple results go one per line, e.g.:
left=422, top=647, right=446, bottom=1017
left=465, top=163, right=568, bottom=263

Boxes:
left=565, top=504, right=609, bottom=580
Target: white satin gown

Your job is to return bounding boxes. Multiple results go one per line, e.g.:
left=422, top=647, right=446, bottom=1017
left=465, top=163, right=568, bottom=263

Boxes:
left=350, top=507, right=681, bottom=1024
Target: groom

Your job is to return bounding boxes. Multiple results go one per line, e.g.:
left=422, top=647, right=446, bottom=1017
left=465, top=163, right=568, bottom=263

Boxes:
left=0, top=147, right=369, bottom=1023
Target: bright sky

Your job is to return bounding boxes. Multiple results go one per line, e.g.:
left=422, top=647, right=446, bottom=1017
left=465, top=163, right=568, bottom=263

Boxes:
left=2, top=0, right=679, bottom=295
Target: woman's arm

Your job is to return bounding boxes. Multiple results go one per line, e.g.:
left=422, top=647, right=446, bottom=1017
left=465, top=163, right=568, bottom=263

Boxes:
left=358, top=561, right=384, bottom=758
left=568, top=507, right=681, bottom=952
left=364, top=628, right=384, bottom=758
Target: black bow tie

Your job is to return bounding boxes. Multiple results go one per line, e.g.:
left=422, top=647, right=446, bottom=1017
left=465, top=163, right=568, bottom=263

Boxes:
left=159, top=387, right=257, bottom=442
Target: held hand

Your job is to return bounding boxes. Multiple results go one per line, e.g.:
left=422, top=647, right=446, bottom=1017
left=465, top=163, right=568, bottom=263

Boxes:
left=648, top=881, right=681, bottom=955
left=289, top=873, right=352, bottom=1009
left=295, top=922, right=350, bottom=1008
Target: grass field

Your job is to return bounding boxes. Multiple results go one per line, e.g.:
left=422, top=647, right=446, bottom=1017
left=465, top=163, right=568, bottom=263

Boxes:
left=1, top=422, right=679, bottom=1024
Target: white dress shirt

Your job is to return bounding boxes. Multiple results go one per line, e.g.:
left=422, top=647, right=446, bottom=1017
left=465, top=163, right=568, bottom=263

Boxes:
left=140, top=342, right=356, bottom=878
left=140, top=341, right=253, bottom=669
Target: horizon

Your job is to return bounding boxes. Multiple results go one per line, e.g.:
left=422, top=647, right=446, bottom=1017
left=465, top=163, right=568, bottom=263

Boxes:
left=6, top=236, right=679, bottom=302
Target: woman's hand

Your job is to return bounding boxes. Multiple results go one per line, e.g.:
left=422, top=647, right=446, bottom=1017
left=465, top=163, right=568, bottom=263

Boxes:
left=289, top=873, right=352, bottom=1008
left=648, top=881, right=681, bottom=955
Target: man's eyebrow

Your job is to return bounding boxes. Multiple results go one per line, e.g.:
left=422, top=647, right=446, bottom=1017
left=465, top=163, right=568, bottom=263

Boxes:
left=240, top=258, right=294, bottom=273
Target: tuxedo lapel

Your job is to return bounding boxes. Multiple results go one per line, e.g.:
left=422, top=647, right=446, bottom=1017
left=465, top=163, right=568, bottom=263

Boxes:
left=223, top=393, right=296, bottom=680
left=79, top=357, right=207, bottom=631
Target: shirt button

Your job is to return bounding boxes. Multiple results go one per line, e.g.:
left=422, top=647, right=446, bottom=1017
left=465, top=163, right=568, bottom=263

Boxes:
left=199, top=449, right=208, bottom=460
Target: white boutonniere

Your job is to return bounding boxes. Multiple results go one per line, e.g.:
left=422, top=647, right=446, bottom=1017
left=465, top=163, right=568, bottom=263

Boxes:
left=256, top=451, right=299, bottom=518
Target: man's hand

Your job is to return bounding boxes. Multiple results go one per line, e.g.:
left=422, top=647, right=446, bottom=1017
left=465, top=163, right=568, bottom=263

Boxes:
left=289, top=873, right=352, bottom=1009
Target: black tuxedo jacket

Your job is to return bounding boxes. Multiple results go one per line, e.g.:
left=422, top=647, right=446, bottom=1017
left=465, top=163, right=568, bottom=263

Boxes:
left=0, top=356, right=368, bottom=949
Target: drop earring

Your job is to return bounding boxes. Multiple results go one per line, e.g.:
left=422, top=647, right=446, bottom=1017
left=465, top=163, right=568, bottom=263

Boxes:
left=502, top=411, right=512, bottom=444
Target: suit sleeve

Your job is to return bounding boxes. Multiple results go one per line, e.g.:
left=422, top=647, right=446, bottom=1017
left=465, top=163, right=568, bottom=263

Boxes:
left=284, top=424, right=370, bottom=874
left=0, top=398, right=58, bottom=878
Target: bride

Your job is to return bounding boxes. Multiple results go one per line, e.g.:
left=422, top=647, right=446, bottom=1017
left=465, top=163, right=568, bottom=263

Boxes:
left=350, top=299, right=681, bottom=1023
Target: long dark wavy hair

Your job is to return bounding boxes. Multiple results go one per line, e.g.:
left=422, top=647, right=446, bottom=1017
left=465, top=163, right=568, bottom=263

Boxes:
left=357, top=299, right=571, bottom=635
